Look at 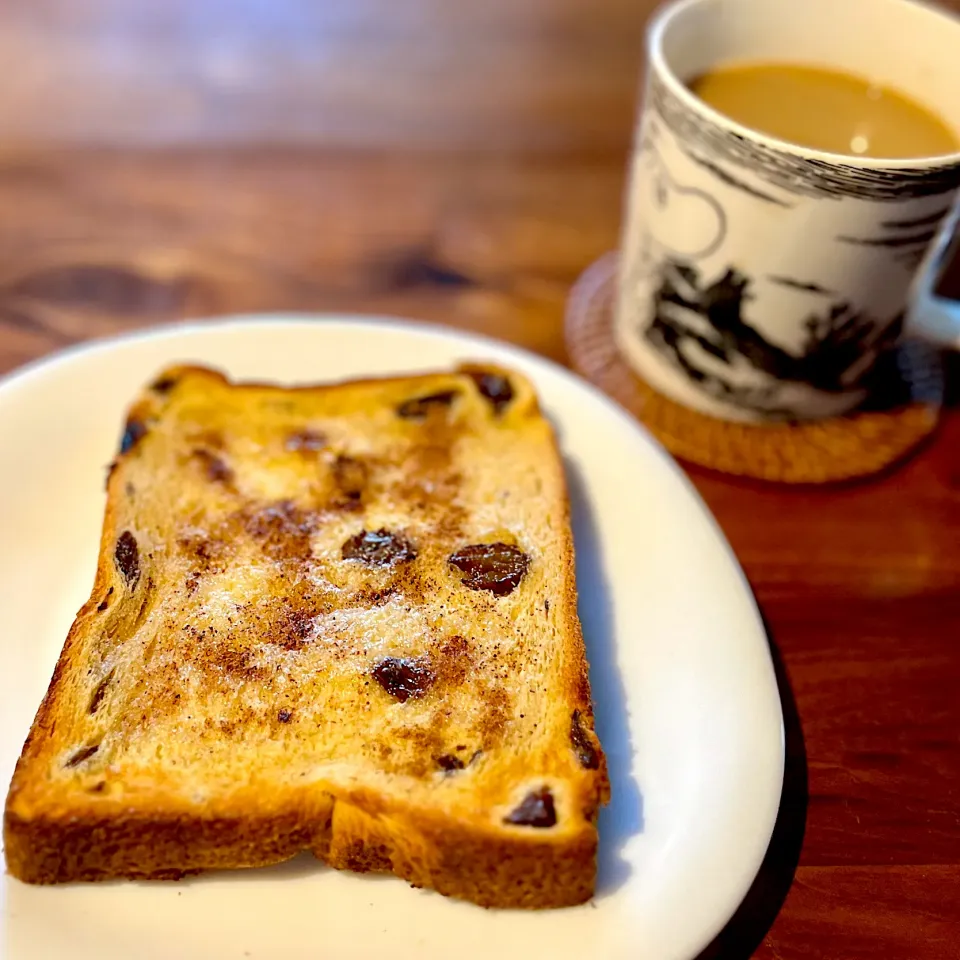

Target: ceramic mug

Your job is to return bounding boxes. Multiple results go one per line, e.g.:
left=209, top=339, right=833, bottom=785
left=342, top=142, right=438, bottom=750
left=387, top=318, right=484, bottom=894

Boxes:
left=615, top=0, right=960, bottom=423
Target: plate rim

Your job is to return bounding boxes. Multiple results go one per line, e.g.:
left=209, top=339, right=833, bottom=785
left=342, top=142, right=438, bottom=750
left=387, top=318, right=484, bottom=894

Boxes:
left=0, top=312, right=785, bottom=959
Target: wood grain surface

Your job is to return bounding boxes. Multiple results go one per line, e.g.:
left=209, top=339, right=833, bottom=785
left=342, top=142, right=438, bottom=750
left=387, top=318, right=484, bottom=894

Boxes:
left=1, top=1, right=959, bottom=957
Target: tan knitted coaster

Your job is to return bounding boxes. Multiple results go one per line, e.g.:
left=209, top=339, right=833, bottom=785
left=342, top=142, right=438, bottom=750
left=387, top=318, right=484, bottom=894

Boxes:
left=565, top=253, right=943, bottom=483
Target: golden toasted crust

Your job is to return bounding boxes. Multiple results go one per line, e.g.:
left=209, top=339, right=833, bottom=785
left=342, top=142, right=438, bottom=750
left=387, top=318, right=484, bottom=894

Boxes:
left=3, top=363, right=608, bottom=908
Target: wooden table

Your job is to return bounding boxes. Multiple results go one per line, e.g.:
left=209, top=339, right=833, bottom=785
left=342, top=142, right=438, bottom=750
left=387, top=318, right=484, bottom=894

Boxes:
left=2, top=1, right=959, bottom=956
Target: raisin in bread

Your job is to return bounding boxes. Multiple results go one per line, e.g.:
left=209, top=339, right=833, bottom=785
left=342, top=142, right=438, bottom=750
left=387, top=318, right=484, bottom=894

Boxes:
left=3, top=363, right=609, bottom=908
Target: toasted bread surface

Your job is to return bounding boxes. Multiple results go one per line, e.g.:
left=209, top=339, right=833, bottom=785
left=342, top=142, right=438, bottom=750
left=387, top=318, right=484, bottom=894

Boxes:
left=4, top=363, right=608, bottom=908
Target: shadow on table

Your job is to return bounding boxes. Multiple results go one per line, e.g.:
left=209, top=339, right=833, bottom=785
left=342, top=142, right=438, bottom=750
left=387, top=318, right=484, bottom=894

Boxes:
left=694, top=613, right=808, bottom=959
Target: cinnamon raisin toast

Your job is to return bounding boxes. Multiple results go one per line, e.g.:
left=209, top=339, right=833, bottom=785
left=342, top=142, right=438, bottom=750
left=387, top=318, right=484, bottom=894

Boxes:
left=3, top=362, right=609, bottom=908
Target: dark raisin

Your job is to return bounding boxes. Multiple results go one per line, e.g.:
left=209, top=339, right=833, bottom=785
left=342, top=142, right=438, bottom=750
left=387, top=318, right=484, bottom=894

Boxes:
left=437, top=754, right=464, bottom=772
left=342, top=529, right=416, bottom=566
left=449, top=542, right=529, bottom=596
left=119, top=418, right=147, bottom=454
left=397, top=390, right=458, bottom=420
left=570, top=710, right=600, bottom=770
left=468, top=371, right=514, bottom=415
left=372, top=657, right=434, bottom=703
left=278, top=709, right=293, bottom=723
left=333, top=455, right=367, bottom=500
left=544, top=598, right=550, bottom=613
left=96, top=586, right=114, bottom=612
left=193, top=448, right=234, bottom=483
left=66, top=744, right=100, bottom=768
left=286, top=429, right=327, bottom=452
left=115, top=531, right=140, bottom=587
left=505, top=788, right=556, bottom=828
left=88, top=669, right=115, bottom=715
left=151, top=376, right=178, bottom=394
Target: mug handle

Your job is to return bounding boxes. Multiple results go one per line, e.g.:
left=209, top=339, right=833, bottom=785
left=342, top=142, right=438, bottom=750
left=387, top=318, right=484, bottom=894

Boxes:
left=910, top=293, right=960, bottom=349
left=908, top=203, right=960, bottom=349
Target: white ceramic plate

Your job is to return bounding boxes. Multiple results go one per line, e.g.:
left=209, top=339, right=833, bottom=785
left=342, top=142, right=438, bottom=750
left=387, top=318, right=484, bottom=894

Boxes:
left=0, top=316, right=783, bottom=960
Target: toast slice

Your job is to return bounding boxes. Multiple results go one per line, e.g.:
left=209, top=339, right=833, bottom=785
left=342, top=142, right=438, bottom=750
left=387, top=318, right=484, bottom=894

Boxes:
left=3, top=362, right=608, bottom=908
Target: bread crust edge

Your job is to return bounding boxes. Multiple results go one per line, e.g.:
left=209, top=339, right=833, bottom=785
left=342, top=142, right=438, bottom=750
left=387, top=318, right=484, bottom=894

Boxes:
left=4, top=793, right=598, bottom=909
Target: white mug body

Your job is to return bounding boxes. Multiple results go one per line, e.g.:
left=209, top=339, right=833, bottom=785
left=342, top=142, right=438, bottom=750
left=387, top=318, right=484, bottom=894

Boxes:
left=615, top=0, right=960, bottom=422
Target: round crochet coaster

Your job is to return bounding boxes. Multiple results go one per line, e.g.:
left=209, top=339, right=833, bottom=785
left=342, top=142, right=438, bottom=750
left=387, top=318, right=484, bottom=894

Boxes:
left=565, top=253, right=943, bottom=484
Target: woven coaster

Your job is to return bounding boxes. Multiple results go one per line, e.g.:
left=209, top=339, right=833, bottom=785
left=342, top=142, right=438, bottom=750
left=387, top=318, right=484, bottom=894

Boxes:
left=565, top=253, right=943, bottom=483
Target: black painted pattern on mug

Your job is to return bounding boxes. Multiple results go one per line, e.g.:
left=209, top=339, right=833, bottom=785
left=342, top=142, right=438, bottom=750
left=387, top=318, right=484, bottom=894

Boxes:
left=767, top=276, right=836, bottom=295
left=881, top=206, right=952, bottom=229
left=684, top=150, right=793, bottom=207
left=837, top=229, right=940, bottom=248
left=642, top=259, right=903, bottom=419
